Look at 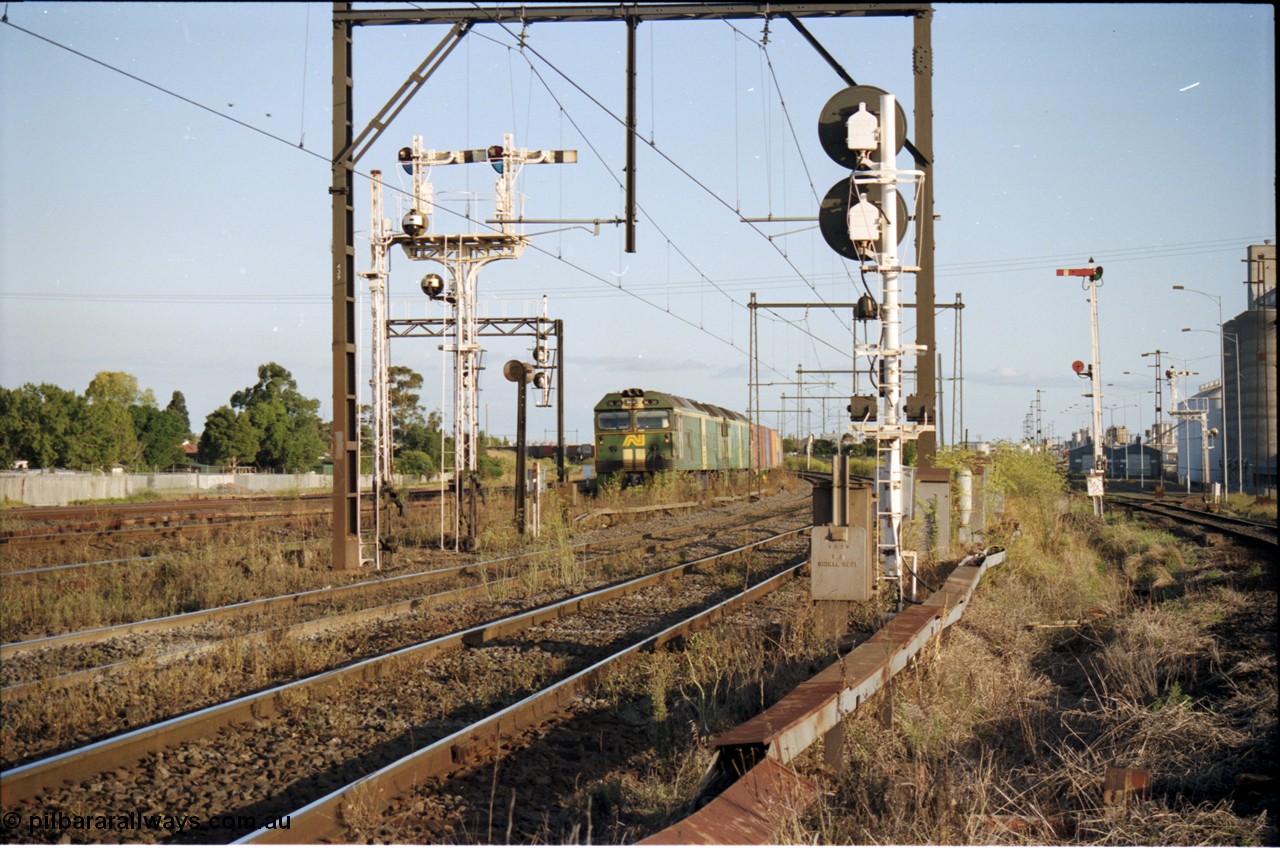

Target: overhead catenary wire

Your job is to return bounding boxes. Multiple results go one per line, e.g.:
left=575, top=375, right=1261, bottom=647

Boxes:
left=479, top=25, right=846, bottom=367
left=1, top=15, right=795, bottom=378
left=464, top=7, right=858, bottom=335
left=8, top=14, right=1271, bottom=391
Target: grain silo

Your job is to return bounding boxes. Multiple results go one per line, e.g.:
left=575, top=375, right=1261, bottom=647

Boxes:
left=1223, top=243, right=1277, bottom=497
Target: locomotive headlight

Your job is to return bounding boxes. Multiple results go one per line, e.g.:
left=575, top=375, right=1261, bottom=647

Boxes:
left=402, top=209, right=427, bottom=237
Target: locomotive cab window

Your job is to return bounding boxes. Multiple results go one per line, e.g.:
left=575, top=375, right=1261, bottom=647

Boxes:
left=596, top=411, right=632, bottom=431
left=635, top=411, right=671, bottom=431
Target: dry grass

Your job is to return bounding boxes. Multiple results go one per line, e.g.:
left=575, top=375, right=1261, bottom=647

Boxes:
left=1, top=521, right=332, bottom=641
left=579, top=586, right=830, bottom=840
left=787, top=490, right=1273, bottom=846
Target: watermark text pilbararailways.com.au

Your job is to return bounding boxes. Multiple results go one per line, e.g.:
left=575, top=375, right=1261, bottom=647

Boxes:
left=3, top=808, right=290, bottom=836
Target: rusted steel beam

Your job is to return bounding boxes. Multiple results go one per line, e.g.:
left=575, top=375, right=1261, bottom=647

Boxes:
left=643, top=757, right=820, bottom=844
left=640, top=548, right=1005, bottom=845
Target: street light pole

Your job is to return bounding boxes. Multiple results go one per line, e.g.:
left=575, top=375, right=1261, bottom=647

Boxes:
left=1173, top=285, right=1230, bottom=495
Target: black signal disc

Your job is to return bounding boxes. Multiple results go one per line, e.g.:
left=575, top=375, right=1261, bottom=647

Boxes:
left=818, top=85, right=908, bottom=169
left=820, top=177, right=911, bottom=261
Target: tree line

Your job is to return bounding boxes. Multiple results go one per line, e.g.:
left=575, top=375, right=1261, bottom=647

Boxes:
left=0, top=362, right=464, bottom=476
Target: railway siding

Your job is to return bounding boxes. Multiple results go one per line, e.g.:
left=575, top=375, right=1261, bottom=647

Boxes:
left=1, top=513, right=809, bottom=843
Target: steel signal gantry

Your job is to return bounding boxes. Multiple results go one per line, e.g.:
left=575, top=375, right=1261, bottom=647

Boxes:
left=366, top=134, right=574, bottom=555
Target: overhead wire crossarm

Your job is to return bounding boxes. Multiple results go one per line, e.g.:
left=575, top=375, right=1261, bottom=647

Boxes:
left=335, top=4, right=929, bottom=26
left=336, top=21, right=473, bottom=166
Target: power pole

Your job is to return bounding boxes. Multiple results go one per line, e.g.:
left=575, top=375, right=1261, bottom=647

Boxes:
left=1141, top=349, right=1167, bottom=498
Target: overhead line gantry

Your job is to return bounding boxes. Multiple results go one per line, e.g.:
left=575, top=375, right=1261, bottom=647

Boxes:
left=330, top=1, right=935, bottom=570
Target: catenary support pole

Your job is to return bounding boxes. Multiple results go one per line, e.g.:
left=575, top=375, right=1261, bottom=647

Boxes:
left=332, top=3, right=359, bottom=571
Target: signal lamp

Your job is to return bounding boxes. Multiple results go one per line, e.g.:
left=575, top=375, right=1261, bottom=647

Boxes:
left=402, top=210, right=427, bottom=237
left=532, top=371, right=550, bottom=390
left=503, top=360, right=533, bottom=383
left=855, top=294, right=880, bottom=321
left=1090, top=266, right=1104, bottom=281
left=845, top=103, right=879, bottom=152
left=420, top=273, right=446, bottom=299
left=848, top=395, right=876, bottom=421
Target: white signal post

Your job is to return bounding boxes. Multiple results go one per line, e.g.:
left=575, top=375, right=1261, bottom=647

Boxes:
left=365, top=133, right=575, bottom=552
left=361, top=170, right=394, bottom=569
left=1057, top=264, right=1106, bottom=515
left=849, top=93, right=929, bottom=608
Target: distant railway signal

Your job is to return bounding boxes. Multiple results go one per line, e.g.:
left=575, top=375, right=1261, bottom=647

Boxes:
left=1059, top=260, right=1107, bottom=515
left=1057, top=266, right=1104, bottom=280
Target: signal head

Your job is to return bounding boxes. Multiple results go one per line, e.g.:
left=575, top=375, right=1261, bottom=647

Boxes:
left=503, top=360, right=532, bottom=383
left=402, top=209, right=427, bottom=237
left=818, top=85, right=907, bottom=169
left=420, top=273, right=446, bottom=299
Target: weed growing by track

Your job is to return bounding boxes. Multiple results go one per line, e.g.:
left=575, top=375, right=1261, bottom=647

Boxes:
left=780, top=449, right=1275, bottom=846
left=1, top=521, right=331, bottom=641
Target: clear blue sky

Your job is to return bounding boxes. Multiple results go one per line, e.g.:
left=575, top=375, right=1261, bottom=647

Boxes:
left=2, top=3, right=1274, bottom=449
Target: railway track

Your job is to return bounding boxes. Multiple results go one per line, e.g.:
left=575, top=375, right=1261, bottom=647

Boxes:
left=1108, top=495, right=1277, bottom=548
left=2, top=493, right=811, bottom=764
left=0, top=488, right=448, bottom=557
left=0, top=522, right=809, bottom=843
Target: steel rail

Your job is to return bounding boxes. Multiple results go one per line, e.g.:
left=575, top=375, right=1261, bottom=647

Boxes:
left=0, top=556, right=504, bottom=660
left=1, top=498, right=806, bottom=658
left=0, top=509, right=329, bottom=551
left=234, top=554, right=807, bottom=844
left=2, top=570, right=510, bottom=702
left=1109, top=496, right=1277, bottom=547
left=640, top=547, right=1006, bottom=845
left=4, top=554, right=167, bottom=578
left=0, top=526, right=807, bottom=804
left=0, top=489, right=446, bottom=555
left=2, top=508, right=803, bottom=700
left=0, top=487, right=446, bottom=522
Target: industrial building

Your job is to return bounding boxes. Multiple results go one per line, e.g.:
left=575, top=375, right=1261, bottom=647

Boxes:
left=1172, top=378, right=1224, bottom=492
left=1222, top=243, right=1276, bottom=497
left=1067, top=441, right=1161, bottom=481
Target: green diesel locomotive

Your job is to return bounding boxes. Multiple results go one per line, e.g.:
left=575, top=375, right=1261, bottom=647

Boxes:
left=593, top=388, right=782, bottom=478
